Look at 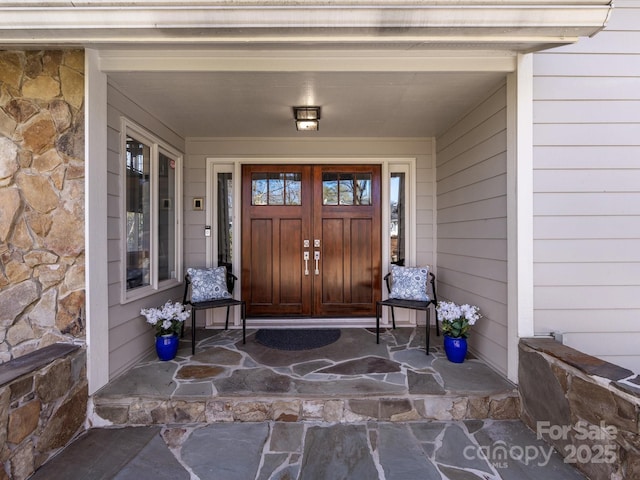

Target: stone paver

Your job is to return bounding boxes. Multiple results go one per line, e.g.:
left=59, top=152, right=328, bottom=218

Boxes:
left=378, top=423, right=441, bottom=479
left=114, top=433, right=190, bottom=480
left=317, top=356, right=401, bottom=375
left=434, top=358, right=516, bottom=394
left=97, top=362, right=178, bottom=398
left=182, top=423, right=269, bottom=479
left=32, top=420, right=588, bottom=479
left=472, top=421, right=586, bottom=480
left=300, top=424, right=378, bottom=479
left=30, top=427, right=163, bottom=480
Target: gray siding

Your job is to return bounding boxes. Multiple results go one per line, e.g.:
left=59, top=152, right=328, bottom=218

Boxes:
left=435, top=83, right=509, bottom=375
left=106, top=84, right=185, bottom=378
left=532, top=0, right=640, bottom=373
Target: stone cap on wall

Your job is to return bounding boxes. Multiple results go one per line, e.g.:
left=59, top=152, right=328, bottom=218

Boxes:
left=0, top=343, right=80, bottom=388
left=520, top=337, right=640, bottom=399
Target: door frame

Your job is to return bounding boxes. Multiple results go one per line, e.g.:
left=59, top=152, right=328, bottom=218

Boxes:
left=205, top=156, right=417, bottom=328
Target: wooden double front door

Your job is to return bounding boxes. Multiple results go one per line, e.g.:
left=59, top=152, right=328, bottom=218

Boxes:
left=241, top=164, right=381, bottom=318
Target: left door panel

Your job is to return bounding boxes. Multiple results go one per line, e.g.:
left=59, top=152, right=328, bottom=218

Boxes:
left=241, top=165, right=312, bottom=316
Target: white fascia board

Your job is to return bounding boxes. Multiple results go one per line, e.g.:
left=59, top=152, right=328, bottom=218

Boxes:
left=0, top=5, right=612, bottom=31
left=0, top=1, right=614, bottom=7
left=0, top=3, right=612, bottom=48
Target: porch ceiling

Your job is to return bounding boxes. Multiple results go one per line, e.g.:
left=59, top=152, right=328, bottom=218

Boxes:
left=106, top=68, right=506, bottom=138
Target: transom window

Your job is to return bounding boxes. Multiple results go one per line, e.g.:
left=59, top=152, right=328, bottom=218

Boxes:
left=122, top=119, right=183, bottom=301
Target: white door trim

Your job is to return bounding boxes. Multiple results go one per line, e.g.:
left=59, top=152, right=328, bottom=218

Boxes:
left=204, top=156, right=418, bottom=327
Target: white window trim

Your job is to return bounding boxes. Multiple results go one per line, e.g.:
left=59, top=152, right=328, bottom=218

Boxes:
left=120, top=117, right=183, bottom=304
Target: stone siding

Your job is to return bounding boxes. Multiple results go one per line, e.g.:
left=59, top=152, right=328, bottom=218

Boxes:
left=0, top=50, right=85, bottom=362
left=0, top=344, right=87, bottom=480
left=519, top=338, right=640, bottom=480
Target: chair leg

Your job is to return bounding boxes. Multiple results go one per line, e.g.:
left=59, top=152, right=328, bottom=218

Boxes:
left=390, top=306, right=396, bottom=329
left=191, top=309, right=196, bottom=355
left=376, top=303, right=380, bottom=344
left=225, top=306, right=230, bottom=330
left=425, top=309, right=431, bottom=355
left=434, top=307, right=440, bottom=337
left=241, top=302, right=246, bottom=344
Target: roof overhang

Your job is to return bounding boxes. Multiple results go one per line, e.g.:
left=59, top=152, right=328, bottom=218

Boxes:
left=0, top=0, right=613, bottom=52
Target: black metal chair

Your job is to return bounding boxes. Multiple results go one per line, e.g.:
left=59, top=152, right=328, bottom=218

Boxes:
left=376, top=270, right=439, bottom=354
left=182, top=270, right=246, bottom=354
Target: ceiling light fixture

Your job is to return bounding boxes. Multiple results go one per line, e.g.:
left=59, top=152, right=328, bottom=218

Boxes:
left=293, top=106, right=321, bottom=131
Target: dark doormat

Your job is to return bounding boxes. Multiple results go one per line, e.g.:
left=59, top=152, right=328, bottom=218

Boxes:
left=255, top=329, right=341, bottom=351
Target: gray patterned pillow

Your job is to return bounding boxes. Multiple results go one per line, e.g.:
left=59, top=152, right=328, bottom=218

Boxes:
left=389, top=265, right=429, bottom=301
left=187, top=266, right=231, bottom=302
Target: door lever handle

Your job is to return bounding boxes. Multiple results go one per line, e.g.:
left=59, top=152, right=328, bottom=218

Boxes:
left=314, top=251, right=320, bottom=275
left=303, top=251, right=310, bottom=276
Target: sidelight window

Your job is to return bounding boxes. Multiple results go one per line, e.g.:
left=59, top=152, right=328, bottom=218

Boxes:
left=217, top=171, right=233, bottom=270
left=390, top=172, right=406, bottom=265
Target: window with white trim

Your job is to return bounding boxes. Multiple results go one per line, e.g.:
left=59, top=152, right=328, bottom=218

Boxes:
left=122, top=119, right=182, bottom=301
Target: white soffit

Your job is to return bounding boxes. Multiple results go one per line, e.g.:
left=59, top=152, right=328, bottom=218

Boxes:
left=0, top=1, right=613, bottom=51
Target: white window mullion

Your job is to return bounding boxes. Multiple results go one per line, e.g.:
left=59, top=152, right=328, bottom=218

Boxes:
left=173, top=154, right=183, bottom=285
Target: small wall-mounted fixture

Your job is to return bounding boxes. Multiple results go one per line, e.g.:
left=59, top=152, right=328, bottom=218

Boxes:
left=293, top=106, right=321, bottom=131
left=193, top=198, right=204, bottom=210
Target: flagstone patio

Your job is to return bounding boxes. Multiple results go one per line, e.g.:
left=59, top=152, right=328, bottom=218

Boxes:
left=31, top=419, right=587, bottom=480
left=34, top=327, right=589, bottom=479
left=92, top=328, right=519, bottom=425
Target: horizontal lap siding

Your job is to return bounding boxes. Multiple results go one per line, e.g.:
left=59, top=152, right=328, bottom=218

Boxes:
left=106, top=84, right=185, bottom=379
left=436, top=83, right=508, bottom=375
left=532, top=0, right=640, bottom=373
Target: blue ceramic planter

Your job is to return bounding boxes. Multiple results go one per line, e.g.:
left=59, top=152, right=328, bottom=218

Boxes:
left=155, top=334, right=179, bottom=361
left=443, top=335, right=467, bottom=363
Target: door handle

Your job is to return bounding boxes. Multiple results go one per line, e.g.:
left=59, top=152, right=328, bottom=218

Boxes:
left=303, top=251, right=310, bottom=276
left=314, top=251, right=320, bottom=275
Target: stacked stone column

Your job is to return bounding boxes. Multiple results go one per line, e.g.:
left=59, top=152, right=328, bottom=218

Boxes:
left=0, top=50, right=85, bottom=361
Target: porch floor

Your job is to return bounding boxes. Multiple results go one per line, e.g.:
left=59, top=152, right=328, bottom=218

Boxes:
left=39, top=328, right=588, bottom=479
left=93, top=327, right=519, bottom=425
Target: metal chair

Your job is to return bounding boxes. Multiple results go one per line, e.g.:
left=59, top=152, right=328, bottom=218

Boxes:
left=182, top=270, right=246, bottom=354
left=376, top=270, right=439, bottom=354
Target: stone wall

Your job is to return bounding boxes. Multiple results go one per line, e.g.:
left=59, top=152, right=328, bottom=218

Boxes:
left=519, top=338, right=640, bottom=480
left=0, top=344, right=87, bottom=479
left=0, top=50, right=85, bottom=362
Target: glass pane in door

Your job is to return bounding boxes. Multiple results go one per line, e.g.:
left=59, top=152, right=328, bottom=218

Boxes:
left=322, top=172, right=372, bottom=205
